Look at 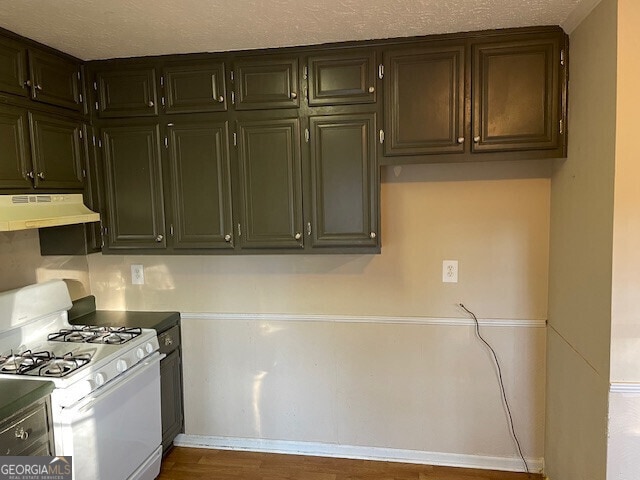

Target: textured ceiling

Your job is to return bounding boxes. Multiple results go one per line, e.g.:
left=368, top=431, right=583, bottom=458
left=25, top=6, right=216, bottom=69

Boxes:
left=0, top=0, right=593, bottom=60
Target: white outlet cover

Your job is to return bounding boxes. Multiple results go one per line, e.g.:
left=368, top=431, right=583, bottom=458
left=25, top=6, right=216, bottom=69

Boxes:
left=131, top=264, right=145, bottom=285
left=442, top=260, right=458, bottom=283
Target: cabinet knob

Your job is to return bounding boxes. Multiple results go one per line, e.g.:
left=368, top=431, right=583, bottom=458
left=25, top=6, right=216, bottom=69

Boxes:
left=290, top=92, right=297, bottom=99
left=224, top=234, right=231, bottom=242
left=37, top=172, right=45, bottom=180
left=295, top=232, right=301, bottom=240
left=457, top=137, right=465, bottom=144
left=473, top=136, right=481, bottom=143
left=370, top=232, right=376, bottom=239
left=218, top=96, right=224, bottom=103
left=14, top=427, right=28, bottom=441
left=148, top=100, right=154, bottom=107
left=155, top=234, right=164, bottom=242
left=164, top=335, right=173, bottom=346
left=368, top=86, right=375, bottom=93
left=24, top=80, right=32, bottom=88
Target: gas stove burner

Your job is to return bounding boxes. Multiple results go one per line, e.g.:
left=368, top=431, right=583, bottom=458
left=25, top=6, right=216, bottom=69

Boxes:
left=39, top=353, right=91, bottom=378
left=48, top=326, right=142, bottom=345
left=0, top=350, right=53, bottom=375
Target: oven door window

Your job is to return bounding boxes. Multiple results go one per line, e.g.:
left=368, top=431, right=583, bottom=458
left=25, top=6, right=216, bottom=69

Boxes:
left=54, top=353, right=162, bottom=480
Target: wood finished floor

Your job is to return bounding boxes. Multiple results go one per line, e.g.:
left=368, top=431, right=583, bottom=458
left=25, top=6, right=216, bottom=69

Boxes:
left=158, top=447, right=543, bottom=480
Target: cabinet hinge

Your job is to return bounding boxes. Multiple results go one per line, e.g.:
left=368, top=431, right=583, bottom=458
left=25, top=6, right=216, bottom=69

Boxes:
left=378, top=64, right=384, bottom=80
left=169, top=224, right=174, bottom=236
left=303, top=66, right=308, bottom=80
left=95, top=101, right=99, bottom=111
left=161, top=96, right=165, bottom=106
left=307, top=222, right=312, bottom=236
left=98, top=139, right=102, bottom=148
left=231, top=91, right=235, bottom=105
left=79, top=129, right=83, bottom=139
left=92, top=135, right=96, bottom=147
left=304, top=86, right=308, bottom=103
left=82, top=169, right=87, bottom=178
left=560, top=50, right=565, bottom=66
left=233, top=132, right=237, bottom=146
left=230, top=70, right=234, bottom=82
left=379, top=129, right=385, bottom=144
left=164, top=136, right=168, bottom=148
left=560, top=119, right=564, bottom=135
left=77, top=71, right=81, bottom=80
left=93, top=81, right=97, bottom=91
left=79, top=93, right=83, bottom=103
left=237, top=223, right=242, bottom=237
left=304, top=128, right=310, bottom=143
left=160, top=76, right=164, bottom=86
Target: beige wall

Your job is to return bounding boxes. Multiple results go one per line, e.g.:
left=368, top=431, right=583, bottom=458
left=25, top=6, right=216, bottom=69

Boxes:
left=545, top=0, right=617, bottom=478
left=0, top=230, right=91, bottom=298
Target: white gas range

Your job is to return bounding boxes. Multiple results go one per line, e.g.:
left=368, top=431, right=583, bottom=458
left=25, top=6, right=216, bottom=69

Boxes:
left=0, top=280, right=163, bottom=480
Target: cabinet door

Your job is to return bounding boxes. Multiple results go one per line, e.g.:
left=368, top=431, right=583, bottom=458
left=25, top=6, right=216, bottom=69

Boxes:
left=168, top=121, right=234, bottom=249
left=0, top=104, right=32, bottom=189
left=309, top=113, right=378, bottom=248
left=160, top=349, right=184, bottom=453
left=97, top=67, right=158, bottom=118
left=164, top=62, right=227, bottom=114
left=472, top=37, right=560, bottom=152
left=102, top=123, right=166, bottom=249
left=237, top=118, right=303, bottom=248
left=28, top=50, right=82, bottom=111
left=234, top=57, right=299, bottom=110
left=384, top=44, right=465, bottom=156
left=308, top=50, right=376, bottom=106
left=29, top=112, right=84, bottom=189
left=0, top=36, right=28, bottom=97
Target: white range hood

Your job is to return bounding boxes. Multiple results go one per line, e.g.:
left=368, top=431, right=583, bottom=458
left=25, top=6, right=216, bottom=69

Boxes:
left=0, top=194, right=100, bottom=231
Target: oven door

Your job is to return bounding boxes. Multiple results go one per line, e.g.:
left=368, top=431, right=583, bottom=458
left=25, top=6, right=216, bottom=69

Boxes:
left=54, top=352, right=163, bottom=480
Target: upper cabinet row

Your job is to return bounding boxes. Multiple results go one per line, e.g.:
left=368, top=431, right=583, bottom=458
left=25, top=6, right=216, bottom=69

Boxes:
left=88, top=28, right=567, bottom=161
left=0, top=35, right=84, bottom=112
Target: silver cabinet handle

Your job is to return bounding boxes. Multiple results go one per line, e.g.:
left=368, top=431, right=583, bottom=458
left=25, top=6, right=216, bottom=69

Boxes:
left=473, top=136, right=481, bottom=143
left=224, top=234, right=231, bottom=242
left=14, top=427, right=28, bottom=441
left=155, top=234, right=164, bottom=242
left=457, top=137, right=465, bottom=144
left=148, top=100, right=154, bottom=107
left=35, top=84, right=42, bottom=91
left=218, top=96, right=224, bottom=103
left=295, top=233, right=301, bottom=240
left=370, top=232, right=376, bottom=239
left=37, top=172, right=45, bottom=180
left=26, top=171, right=34, bottom=179
left=368, top=86, right=375, bottom=93
left=290, top=92, right=297, bottom=99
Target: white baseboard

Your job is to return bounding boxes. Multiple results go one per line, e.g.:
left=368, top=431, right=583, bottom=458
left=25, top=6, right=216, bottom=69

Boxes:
left=174, top=434, right=543, bottom=474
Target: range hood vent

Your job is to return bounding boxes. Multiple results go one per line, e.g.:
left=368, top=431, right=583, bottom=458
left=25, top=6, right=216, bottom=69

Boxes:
left=0, top=194, right=100, bottom=232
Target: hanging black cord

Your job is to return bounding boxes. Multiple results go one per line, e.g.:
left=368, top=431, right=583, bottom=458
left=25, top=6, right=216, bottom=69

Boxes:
left=458, top=303, right=530, bottom=475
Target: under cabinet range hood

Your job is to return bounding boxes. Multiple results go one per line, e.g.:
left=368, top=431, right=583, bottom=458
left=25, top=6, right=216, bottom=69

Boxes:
left=0, top=194, right=100, bottom=231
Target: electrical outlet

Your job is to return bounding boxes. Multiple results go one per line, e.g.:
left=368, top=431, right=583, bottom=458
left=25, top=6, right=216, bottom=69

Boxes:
left=131, top=264, right=144, bottom=285
left=442, top=260, right=458, bottom=283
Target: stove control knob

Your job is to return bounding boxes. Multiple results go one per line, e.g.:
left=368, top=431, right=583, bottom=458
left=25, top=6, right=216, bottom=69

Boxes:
left=116, top=359, right=128, bottom=373
left=94, top=372, right=107, bottom=387
left=136, top=348, right=145, bottom=360
left=145, top=343, right=154, bottom=354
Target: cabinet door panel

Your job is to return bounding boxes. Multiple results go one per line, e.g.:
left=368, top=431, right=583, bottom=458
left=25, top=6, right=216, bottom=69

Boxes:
left=472, top=38, right=560, bottom=152
left=235, top=58, right=299, bottom=110
left=237, top=118, right=303, bottom=248
left=164, top=63, right=227, bottom=113
left=28, top=50, right=82, bottom=111
left=0, top=104, right=31, bottom=189
left=384, top=45, right=465, bottom=156
left=97, top=68, right=158, bottom=117
left=0, top=37, right=28, bottom=97
left=160, top=350, right=184, bottom=452
left=168, top=121, right=233, bottom=249
left=308, top=50, right=376, bottom=106
left=310, top=113, right=377, bottom=247
left=29, top=113, right=83, bottom=189
left=102, top=124, right=165, bottom=249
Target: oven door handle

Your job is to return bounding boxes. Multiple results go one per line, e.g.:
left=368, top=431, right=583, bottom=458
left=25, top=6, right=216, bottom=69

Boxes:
left=71, top=352, right=164, bottom=414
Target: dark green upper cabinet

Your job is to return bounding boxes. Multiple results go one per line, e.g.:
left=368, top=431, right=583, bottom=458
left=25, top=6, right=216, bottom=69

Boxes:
left=309, top=113, right=378, bottom=248
left=237, top=117, right=303, bottom=248
left=0, top=104, right=31, bottom=188
left=0, top=36, right=28, bottom=97
left=28, top=112, right=83, bottom=189
left=384, top=43, right=465, bottom=156
left=234, top=57, right=299, bottom=110
left=307, top=49, right=377, bottom=106
left=472, top=36, right=561, bottom=152
left=163, top=62, right=227, bottom=114
left=167, top=121, right=233, bottom=249
left=28, top=49, right=83, bottom=112
left=102, top=123, right=165, bottom=249
left=96, top=67, right=158, bottom=118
